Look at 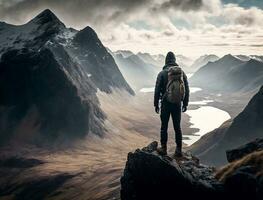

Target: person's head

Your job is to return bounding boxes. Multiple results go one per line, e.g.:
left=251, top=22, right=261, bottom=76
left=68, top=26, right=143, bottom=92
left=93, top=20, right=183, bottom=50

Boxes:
left=165, top=51, right=178, bottom=66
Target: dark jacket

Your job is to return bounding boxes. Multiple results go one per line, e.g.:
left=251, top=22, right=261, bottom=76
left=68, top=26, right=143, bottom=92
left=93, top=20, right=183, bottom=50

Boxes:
left=154, top=52, right=189, bottom=107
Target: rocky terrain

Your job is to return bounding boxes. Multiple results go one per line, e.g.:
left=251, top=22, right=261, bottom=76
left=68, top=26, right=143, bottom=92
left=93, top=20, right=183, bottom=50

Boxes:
left=190, top=86, right=263, bottom=166
left=121, top=139, right=263, bottom=200
left=0, top=9, right=133, bottom=144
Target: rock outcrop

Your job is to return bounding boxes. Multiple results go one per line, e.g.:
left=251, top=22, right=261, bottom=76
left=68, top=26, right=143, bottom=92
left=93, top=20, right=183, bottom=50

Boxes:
left=226, top=138, right=263, bottom=162
left=121, top=142, right=222, bottom=200
left=121, top=140, right=263, bottom=200
left=216, top=138, right=263, bottom=199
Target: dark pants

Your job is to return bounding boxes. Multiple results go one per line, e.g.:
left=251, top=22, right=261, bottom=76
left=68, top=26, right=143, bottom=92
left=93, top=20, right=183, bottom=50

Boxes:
left=160, top=100, right=182, bottom=150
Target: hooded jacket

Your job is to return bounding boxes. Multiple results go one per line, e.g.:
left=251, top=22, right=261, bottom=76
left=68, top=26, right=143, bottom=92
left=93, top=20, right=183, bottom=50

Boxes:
left=154, top=52, right=189, bottom=107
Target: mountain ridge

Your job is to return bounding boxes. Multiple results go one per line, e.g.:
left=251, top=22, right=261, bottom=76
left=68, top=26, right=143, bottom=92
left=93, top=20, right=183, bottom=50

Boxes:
left=190, top=54, right=263, bottom=92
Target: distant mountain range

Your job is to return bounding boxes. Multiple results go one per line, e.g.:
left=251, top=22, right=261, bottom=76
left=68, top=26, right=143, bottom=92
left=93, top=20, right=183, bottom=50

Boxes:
left=189, top=54, right=219, bottom=73
left=190, top=86, right=263, bottom=166
left=0, top=9, right=133, bottom=144
left=112, top=51, right=159, bottom=90
left=190, top=54, right=263, bottom=92
left=111, top=50, right=222, bottom=89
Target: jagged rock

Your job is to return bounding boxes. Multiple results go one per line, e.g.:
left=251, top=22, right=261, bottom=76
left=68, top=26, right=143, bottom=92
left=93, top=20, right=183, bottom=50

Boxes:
left=226, top=138, right=263, bottom=162
left=141, top=141, right=158, bottom=153
left=121, top=142, right=222, bottom=200
left=72, top=26, right=134, bottom=94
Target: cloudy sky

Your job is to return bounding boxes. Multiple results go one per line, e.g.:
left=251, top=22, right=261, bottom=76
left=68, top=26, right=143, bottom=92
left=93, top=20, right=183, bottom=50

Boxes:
left=0, top=0, right=263, bottom=57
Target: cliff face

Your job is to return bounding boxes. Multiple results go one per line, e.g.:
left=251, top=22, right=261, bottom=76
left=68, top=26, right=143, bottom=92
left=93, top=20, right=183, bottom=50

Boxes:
left=121, top=140, right=263, bottom=200
left=190, top=86, right=263, bottom=166
left=0, top=9, right=133, bottom=144
left=0, top=48, right=105, bottom=144
left=70, top=27, right=134, bottom=94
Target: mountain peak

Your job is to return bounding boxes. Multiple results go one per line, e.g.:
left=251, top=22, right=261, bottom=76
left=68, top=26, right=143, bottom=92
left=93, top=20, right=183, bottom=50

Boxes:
left=73, top=26, right=99, bottom=47
left=222, top=54, right=234, bottom=59
left=30, top=9, right=65, bottom=27
left=219, top=54, right=242, bottom=63
left=36, top=9, right=58, bottom=20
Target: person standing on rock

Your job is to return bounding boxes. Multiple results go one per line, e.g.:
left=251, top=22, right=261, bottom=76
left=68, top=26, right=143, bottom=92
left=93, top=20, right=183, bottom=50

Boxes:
left=154, top=51, right=189, bottom=157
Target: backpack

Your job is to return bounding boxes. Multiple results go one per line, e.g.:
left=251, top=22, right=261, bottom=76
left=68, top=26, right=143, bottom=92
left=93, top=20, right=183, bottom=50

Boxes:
left=165, top=66, right=185, bottom=104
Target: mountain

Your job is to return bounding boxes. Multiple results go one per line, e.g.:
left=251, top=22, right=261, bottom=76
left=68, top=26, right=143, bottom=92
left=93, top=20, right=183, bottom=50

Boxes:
left=236, top=55, right=263, bottom=62
left=189, top=54, right=219, bottom=73
left=190, top=86, right=263, bottom=166
left=152, top=54, right=165, bottom=66
left=113, top=52, right=159, bottom=90
left=250, top=55, right=263, bottom=62
left=137, top=52, right=160, bottom=67
left=0, top=9, right=133, bottom=144
left=115, top=50, right=134, bottom=58
left=190, top=54, right=263, bottom=92
left=176, top=54, right=194, bottom=73
left=70, top=27, right=134, bottom=94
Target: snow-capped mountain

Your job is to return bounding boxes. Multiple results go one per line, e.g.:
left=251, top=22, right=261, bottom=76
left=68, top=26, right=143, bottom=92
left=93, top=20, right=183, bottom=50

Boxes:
left=0, top=9, right=134, bottom=144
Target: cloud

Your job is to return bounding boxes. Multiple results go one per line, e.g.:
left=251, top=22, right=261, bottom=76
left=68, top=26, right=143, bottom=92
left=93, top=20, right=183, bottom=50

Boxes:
left=221, top=4, right=263, bottom=26
left=0, top=0, right=151, bottom=28
left=0, top=0, right=263, bottom=57
left=0, top=0, right=211, bottom=28
left=159, top=0, right=203, bottom=11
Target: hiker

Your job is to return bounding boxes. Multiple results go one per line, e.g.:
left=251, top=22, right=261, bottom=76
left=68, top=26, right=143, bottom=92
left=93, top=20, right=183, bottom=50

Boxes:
left=154, top=51, right=189, bottom=157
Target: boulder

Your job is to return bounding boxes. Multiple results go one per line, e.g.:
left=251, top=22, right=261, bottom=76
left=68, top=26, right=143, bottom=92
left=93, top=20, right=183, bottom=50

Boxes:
left=226, top=138, right=263, bottom=162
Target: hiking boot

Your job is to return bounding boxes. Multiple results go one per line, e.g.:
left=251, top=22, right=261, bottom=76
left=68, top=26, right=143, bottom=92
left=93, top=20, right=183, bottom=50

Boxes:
left=174, top=147, right=183, bottom=158
left=157, top=144, right=167, bottom=156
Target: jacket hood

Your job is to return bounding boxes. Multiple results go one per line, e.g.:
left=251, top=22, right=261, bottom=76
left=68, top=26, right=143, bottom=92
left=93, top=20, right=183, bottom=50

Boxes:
left=163, top=51, right=178, bottom=69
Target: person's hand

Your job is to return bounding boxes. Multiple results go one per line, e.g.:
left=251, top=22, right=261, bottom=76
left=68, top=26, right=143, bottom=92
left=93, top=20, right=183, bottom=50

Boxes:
left=155, top=106, right=160, bottom=114
left=182, top=105, right=187, bottom=112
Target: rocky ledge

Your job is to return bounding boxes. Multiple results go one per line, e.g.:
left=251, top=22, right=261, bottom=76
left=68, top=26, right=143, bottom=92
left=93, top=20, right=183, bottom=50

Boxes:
left=121, top=139, right=263, bottom=200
